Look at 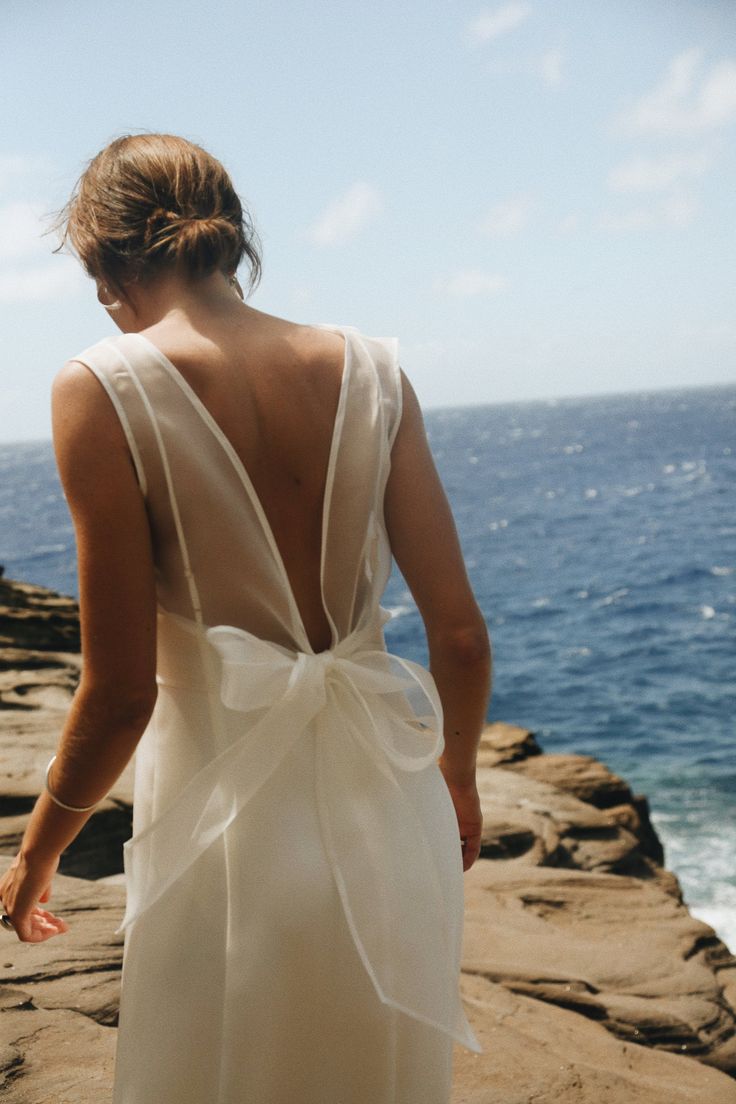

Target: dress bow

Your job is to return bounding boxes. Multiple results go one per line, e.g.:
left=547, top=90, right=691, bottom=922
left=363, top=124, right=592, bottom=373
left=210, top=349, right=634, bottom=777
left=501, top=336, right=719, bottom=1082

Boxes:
left=114, top=614, right=482, bottom=1054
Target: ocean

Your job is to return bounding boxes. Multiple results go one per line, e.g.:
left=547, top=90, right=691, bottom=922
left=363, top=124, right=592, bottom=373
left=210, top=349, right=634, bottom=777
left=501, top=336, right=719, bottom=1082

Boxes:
left=1, top=383, right=734, bottom=951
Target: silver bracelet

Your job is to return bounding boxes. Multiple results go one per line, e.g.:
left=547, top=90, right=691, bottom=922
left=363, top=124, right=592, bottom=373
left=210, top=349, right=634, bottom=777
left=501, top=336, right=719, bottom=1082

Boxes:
left=45, top=754, right=99, bottom=813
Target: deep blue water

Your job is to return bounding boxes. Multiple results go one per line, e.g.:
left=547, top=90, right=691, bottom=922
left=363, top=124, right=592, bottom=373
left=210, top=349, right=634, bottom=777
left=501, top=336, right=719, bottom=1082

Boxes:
left=1, top=383, right=734, bottom=951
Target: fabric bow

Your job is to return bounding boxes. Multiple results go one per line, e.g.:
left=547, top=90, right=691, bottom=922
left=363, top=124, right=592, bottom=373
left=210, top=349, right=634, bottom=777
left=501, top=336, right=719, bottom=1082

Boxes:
left=114, top=615, right=482, bottom=1054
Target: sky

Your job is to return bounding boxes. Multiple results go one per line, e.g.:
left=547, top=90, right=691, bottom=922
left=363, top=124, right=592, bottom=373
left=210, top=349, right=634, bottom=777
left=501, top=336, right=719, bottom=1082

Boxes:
left=2, top=0, right=735, bottom=442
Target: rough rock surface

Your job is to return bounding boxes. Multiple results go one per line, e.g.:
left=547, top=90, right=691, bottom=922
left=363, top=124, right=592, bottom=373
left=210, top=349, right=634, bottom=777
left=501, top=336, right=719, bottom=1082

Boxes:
left=0, top=576, right=80, bottom=654
left=1, top=574, right=735, bottom=1102
left=453, top=973, right=736, bottom=1103
left=0, top=578, right=134, bottom=883
left=0, top=865, right=121, bottom=1103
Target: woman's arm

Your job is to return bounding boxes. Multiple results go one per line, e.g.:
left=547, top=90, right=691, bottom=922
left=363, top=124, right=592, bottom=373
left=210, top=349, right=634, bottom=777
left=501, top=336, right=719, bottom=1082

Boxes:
left=6, top=360, right=158, bottom=906
left=383, top=368, right=491, bottom=868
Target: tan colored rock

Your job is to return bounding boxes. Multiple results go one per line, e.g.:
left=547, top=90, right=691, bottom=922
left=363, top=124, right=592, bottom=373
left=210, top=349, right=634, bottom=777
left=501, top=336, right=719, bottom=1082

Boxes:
left=453, top=972, right=736, bottom=1103
left=476, top=721, right=543, bottom=766
left=462, top=860, right=736, bottom=1076
left=0, top=1004, right=116, bottom=1104
left=2, top=575, right=735, bottom=1100
left=475, top=761, right=678, bottom=893
left=502, top=745, right=633, bottom=805
left=0, top=862, right=124, bottom=1025
left=500, top=746, right=665, bottom=866
left=0, top=577, right=133, bottom=882
left=0, top=860, right=124, bottom=1102
left=0, top=578, right=80, bottom=653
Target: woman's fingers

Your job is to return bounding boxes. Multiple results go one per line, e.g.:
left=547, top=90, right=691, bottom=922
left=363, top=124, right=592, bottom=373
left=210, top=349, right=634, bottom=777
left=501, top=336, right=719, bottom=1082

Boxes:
left=32, top=907, right=68, bottom=934
left=7, top=907, right=69, bottom=942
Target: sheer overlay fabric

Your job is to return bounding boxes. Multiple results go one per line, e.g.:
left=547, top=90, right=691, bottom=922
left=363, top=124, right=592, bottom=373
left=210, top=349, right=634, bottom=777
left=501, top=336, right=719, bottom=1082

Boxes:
left=71, top=324, right=481, bottom=1104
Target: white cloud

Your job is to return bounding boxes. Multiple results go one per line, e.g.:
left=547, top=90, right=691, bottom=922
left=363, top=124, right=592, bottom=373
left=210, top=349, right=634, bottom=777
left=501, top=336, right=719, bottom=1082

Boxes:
left=0, top=201, right=50, bottom=262
left=478, top=193, right=535, bottom=237
left=466, top=3, right=531, bottom=45
left=615, top=48, right=736, bottom=135
left=539, top=48, right=564, bottom=87
left=439, top=269, right=507, bottom=297
left=304, top=182, right=382, bottom=246
left=0, top=162, right=87, bottom=305
left=0, top=260, right=86, bottom=303
left=608, top=151, right=712, bottom=192
left=598, top=189, right=698, bottom=233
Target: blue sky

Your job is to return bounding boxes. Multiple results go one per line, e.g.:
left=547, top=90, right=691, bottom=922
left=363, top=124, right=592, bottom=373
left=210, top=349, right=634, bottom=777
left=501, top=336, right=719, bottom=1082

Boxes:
left=2, top=0, right=735, bottom=441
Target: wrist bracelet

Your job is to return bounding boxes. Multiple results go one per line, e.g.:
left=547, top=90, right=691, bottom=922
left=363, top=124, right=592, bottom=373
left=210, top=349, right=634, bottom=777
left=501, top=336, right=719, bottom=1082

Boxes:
left=45, top=755, right=99, bottom=813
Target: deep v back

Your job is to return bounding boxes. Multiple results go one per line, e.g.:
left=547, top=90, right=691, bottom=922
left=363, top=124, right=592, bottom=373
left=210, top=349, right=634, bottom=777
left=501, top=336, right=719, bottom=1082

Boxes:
left=73, top=322, right=403, bottom=656
left=129, top=326, right=351, bottom=653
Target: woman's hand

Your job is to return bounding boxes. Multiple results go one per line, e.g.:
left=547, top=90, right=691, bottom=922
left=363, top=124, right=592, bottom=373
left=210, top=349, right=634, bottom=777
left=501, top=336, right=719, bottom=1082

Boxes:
left=0, top=851, right=69, bottom=942
left=441, top=776, right=483, bottom=872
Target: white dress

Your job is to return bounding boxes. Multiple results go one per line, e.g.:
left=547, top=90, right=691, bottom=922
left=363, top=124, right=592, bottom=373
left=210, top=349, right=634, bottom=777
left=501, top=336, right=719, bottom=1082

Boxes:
left=71, top=324, right=482, bottom=1104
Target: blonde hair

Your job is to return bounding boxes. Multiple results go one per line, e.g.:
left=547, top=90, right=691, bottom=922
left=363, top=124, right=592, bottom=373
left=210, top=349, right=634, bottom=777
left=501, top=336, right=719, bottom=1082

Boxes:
left=51, top=132, right=262, bottom=298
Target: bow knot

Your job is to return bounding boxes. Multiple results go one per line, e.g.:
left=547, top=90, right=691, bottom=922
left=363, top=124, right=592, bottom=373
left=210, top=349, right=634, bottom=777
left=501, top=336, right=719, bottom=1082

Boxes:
left=114, top=612, right=482, bottom=1055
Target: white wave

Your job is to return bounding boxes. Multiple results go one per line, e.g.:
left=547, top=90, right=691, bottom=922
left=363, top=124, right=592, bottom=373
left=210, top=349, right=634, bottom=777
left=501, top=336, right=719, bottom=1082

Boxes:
left=689, top=906, right=736, bottom=955
left=654, top=820, right=736, bottom=948
left=596, top=587, right=630, bottom=607
left=700, top=605, right=716, bottom=620
left=710, top=565, right=733, bottom=576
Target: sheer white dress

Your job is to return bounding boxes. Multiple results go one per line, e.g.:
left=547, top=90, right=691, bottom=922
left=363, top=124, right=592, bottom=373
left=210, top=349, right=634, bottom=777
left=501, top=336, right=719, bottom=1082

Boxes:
left=71, top=324, right=482, bottom=1104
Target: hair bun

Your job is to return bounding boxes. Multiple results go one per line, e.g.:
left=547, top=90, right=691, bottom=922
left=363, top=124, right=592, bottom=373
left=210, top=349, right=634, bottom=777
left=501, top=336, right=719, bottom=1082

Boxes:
left=51, top=132, right=263, bottom=293
left=149, top=206, right=180, bottom=223
left=172, top=214, right=241, bottom=275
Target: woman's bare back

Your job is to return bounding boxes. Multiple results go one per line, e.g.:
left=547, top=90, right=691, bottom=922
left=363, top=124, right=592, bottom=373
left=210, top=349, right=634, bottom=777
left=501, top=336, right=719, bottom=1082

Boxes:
left=137, top=311, right=347, bottom=653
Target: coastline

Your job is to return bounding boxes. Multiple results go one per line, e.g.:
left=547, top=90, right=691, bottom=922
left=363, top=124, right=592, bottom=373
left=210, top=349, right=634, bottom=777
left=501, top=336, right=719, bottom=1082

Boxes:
left=1, top=574, right=735, bottom=1101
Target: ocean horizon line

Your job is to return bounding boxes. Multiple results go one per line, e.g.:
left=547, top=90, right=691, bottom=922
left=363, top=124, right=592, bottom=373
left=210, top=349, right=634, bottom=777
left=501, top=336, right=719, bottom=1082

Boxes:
left=2, top=376, right=735, bottom=448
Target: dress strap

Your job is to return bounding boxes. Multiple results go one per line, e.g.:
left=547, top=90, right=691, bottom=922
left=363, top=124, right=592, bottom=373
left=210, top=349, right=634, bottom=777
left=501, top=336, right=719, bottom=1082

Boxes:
left=105, top=339, right=205, bottom=628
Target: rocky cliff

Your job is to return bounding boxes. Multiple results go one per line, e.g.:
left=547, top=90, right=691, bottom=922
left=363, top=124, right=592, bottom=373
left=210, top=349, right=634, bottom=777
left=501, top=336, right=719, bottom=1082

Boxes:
left=1, top=575, right=735, bottom=1103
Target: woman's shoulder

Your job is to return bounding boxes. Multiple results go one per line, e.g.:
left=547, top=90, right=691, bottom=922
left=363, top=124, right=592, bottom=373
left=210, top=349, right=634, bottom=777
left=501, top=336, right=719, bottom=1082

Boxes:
left=313, top=322, right=399, bottom=370
left=65, top=331, right=127, bottom=370
left=353, top=328, right=401, bottom=388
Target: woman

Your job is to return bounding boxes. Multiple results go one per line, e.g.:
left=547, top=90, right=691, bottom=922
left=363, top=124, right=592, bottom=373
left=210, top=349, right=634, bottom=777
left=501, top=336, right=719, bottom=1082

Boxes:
left=0, top=133, right=491, bottom=1102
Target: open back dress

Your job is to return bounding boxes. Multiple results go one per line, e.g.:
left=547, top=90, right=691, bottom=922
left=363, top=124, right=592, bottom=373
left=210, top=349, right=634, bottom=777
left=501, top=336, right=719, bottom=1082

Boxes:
left=71, top=323, right=482, bottom=1104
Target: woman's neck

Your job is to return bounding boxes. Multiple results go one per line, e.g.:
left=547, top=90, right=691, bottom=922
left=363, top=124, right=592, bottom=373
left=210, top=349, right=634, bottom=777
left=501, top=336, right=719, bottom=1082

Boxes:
left=103, top=269, right=253, bottom=335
